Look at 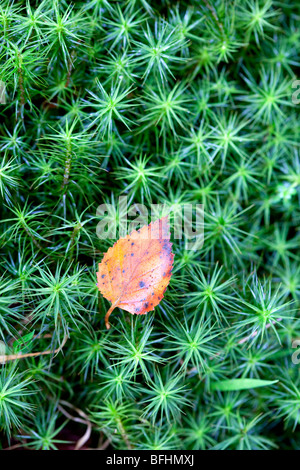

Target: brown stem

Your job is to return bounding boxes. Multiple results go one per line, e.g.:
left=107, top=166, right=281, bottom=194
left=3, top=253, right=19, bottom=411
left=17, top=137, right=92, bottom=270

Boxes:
left=0, top=334, right=68, bottom=363
left=3, top=443, right=24, bottom=451
left=17, top=52, right=25, bottom=120
left=57, top=400, right=92, bottom=451
left=65, top=50, right=76, bottom=88
left=61, top=145, right=72, bottom=193
left=98, top=439, right=110, bottom=450
left=60, top=142, right=72, bottom=219
left=105, top=302, right=118, bottom=330
left=57, top=401, right=112, bottom=451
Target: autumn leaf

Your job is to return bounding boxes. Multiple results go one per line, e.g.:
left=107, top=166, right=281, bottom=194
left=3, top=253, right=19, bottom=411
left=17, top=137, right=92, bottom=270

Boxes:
left=97, top=216, right=174, bottom=329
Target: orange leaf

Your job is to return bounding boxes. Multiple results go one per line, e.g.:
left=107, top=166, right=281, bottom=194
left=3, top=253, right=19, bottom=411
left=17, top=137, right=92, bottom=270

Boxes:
left=97, top=216, right=174, bottom=329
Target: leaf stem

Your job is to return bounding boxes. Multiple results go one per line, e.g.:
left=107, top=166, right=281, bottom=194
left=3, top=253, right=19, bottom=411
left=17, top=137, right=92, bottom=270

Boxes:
left=105, top=301, right=119, bottom=330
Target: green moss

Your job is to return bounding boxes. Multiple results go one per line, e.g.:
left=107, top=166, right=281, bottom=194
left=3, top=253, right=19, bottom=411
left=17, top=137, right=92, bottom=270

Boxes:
left=0, top=0, right=299, bottom=450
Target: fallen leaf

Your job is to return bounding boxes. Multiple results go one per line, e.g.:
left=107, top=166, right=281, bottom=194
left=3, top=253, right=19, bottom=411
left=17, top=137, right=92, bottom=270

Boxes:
left=97, top=216, right=174, bottom=329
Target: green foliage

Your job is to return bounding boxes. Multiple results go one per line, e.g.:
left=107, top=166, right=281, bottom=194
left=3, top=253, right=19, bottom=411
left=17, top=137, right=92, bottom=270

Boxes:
left=0, top=0, right=299, bottom=450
